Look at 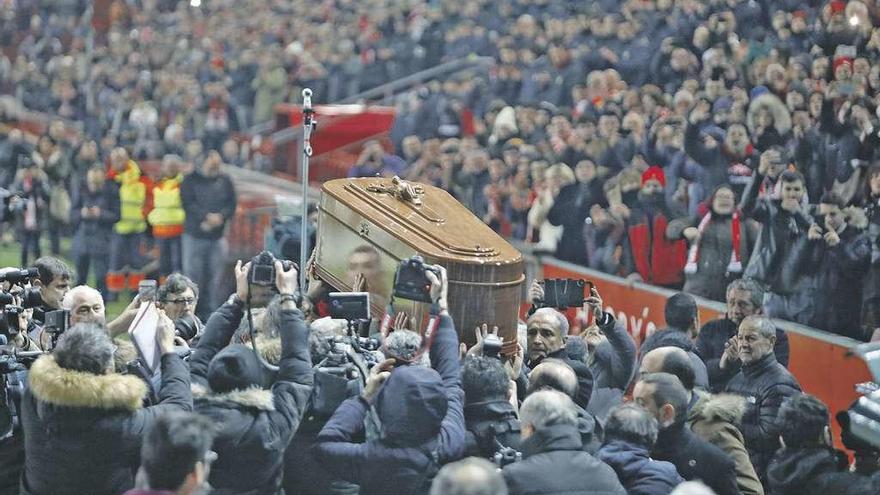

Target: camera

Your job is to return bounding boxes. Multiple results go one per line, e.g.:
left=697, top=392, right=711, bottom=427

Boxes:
left=248, top=250, right=295, bottom=287
left=327, top=292, right=371, bottom=321
left=0, top=292, right=13, bottom=307
left=18, top=287, right=43, bottom=309
left=4, top=305, right=23, bottom=336
left=393, top=255, right=440, bottom=303
left=482, top=333, right=503, bottom=359
left=541, top=279, right=590, bottom=309
left=43, top=309, right=69, bottom=335
left=174, top=314, right=199, bottom=341
left=0, top=268, right=38, bottom=285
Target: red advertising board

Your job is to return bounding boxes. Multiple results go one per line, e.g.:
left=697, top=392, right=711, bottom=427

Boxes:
left=539, top=258, right=872, bottom=451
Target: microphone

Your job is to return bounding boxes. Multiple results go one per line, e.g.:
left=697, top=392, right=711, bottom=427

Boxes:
left=302, top=88, right=313, bottom=113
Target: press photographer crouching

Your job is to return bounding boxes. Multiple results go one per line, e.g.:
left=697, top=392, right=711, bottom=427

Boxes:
left=20, top=317, right=192, bottom=495
left=157, top=273, right=204, bottom=346
left=312, top=264, right=465, bottom=495
left=188, top=254, right=313, bottom=495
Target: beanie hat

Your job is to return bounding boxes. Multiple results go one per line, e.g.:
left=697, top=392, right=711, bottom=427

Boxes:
left=641, top=166, right=666, bottom=187
left=207, top=344, right=268, bottom=393
left=749, top=85, right=770, bottom=100
left=833, top=57, right=854, bottom=74
left=713, top=96, right=733, bottom=114
left=830, top=0, right=846, bottom=15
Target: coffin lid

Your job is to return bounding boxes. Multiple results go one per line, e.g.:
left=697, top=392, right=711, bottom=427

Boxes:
left=321, top=177, right=522, bottom=266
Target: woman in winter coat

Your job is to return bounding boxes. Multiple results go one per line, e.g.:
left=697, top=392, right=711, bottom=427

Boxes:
left=668, top=184, right=757, bottom=302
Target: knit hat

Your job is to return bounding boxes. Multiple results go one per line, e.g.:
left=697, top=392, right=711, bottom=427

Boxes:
left=641, top=166, right=666, bottom=187
left=830, top=0, right=846, bottom=15
left=207, top=344, right=268, bottom=393
left=749, top=85, right=770, bottom=100
left=833, top=57, right=854, bottom=74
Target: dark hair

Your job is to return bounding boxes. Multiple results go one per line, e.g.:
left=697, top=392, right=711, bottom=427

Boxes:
left=638, top=372, right=688, bottom=425
left=141, top=411, right=215, bottom=491
left=34, top=256, right=71, bottom=285
left=863, top=163, right=880, bottom=199
left=780, top=169, right=805, bottom=185
left=819, top=191, right=846, bottom=209
left=461, top=356, right=509, bottom=404
left=659, top=348, right=696, bottom=392
left=158, top=273, right=200, bottom=302
left=526, top=359, right=578, bottom=400
left=605, top=403, right=660, bottom=448
left=664, top=293, right=697, bottom=331
left=53, top=323, right=115, bottom=374
left=778, top=394, right=829, bottom=449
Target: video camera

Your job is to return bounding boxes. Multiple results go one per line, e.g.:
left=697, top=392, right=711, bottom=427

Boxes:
left=248, top=250, right=295, bottom=287
left=0, top=268, right=38, bottom=286
left=393, top=255, right=440, bottom=303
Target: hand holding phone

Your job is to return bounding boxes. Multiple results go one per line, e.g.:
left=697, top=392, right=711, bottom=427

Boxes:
left=138, top=280, right=158, bottom=302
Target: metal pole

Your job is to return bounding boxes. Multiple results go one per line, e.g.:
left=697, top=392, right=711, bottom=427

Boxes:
left=299, top=89, right=316, bottom=292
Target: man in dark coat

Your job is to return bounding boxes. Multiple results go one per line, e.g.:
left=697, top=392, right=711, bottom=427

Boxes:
left=70, top=164, right=120, bottom=300
left=725, top=316, right=802, bottom=484
left=634, top=373, right=740, bottom=495
left=597, top=403, right=684, bottom=495
left=768, top=393, right=876, bottom=495
left=583, top=282, right=637, bottom=395
left=546, top=159, right=605, bottom=266
left=20, top=322, right=192, bottom=495
left=502, top=390, right=626, bottom=495
left=188, top=260, right=313, bottom=495
left=696, top=278, right=790, bottom=391
left=639, top=292, right=709, bottom=389
left=313, top=265, right=465, bottom=495
left=461, top=356, right=522, bottom=460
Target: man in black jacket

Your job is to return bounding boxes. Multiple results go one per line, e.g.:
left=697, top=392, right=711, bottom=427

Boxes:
left=696, top=278, right=790, bottom=391
left=502, top=390, right=625, bottom=495
left=639, top=292, right=709, bottom=389
left=70, top=165, right=120, bottom=300
left=461, top=356, right=521, bottom=460
left=180, top=151, right=237, bottom=319
left=189, top=259, right=313, bottom=494
left=634, top=372, right=740, bottom=495
left=20, top=320, right=192, bottom=495
left=725, top=315, right=802, bottom=485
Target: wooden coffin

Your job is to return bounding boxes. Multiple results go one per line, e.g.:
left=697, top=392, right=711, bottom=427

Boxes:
left=314, top=177, right=524, bottom=351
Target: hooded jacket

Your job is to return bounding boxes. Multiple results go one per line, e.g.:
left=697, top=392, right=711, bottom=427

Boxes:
left=695, top=317, right=789, bottom=392
left=20, top=353, right=191, bottom=495
left=313, top=314, right=465, bottom=495
left=188, top=301, right=313, bottom=495
left=639, top=329, right=709, bottom=389
left=724, top=352, right=801, bottom=483
left=767, top=447, right=876, bottom=495
left=597, top=439, right=684, bottom=495
left=688, top=391, right=764, bottom=495
left=653, top=421, right=740, bottom=495
left=502, top=423, right=626, bottom=495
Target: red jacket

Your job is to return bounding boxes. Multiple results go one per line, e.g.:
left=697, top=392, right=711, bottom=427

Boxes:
left=627, top=213, right=687, bottom=287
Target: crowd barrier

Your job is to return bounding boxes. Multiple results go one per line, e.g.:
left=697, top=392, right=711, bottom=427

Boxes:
left=534, top=256, right=872, bottom=451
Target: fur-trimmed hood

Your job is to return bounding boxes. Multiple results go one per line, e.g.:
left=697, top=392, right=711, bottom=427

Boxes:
left=28, top=355, right=147, bottom=411
left=845, top=205, right=869, bottom=230
left=689, top=391, right=746, bottom=425
left=192, top=383, right=275, bottom=412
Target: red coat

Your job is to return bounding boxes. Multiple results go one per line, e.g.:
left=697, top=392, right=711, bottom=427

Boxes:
left=627, top=213, right=687, bottom=287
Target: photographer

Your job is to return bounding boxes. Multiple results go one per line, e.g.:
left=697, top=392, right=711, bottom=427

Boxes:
left=188, top=258, right=313, bottom=494
left=29, top=256, right=71, bottom=327
left=460, top=356, right=522, bottom=461
left=20, top=318, right=192, bottom=495
left=157, top=273, right=204, bottom=345
left=313, top=265, right=466, bottom=495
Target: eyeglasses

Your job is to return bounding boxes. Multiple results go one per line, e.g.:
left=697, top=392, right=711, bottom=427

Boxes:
left=166, top=298, right=196, bottom=306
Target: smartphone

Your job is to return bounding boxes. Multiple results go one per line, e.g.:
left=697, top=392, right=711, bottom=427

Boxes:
left=138, top=280, right=158, bottom=302
left=542, top=279, right=589, bottom=309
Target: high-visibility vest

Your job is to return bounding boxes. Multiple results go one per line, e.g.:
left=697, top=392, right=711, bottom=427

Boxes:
left=147, top=175, right=185, bottom=238
left=109, top=160, right=148, bottom=235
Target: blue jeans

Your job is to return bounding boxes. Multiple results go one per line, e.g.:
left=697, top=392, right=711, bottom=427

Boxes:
left=182, top=234, right=227, bottom=319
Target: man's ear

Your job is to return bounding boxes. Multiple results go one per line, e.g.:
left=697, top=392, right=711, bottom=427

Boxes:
left=768, top=335, right=777, bottom=348
left=660, top=403, right=676, bottom=427
left=32, top=279, right=43, bottom=288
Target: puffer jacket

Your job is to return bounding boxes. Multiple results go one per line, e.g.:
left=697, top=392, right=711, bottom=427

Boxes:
left=724, top=352, right=801, bottom=483
left=502, top=423, right=626, bottom=495
left=689, top=391, right=764, bottom=495
left=767, top=447, right=876, bottom=495
left=739, top=168, right=814, bottom=294
left=639, top=329, right=709, bottom=389
left=312, top=314, right=465, bottom=495
left=20, top=353, right=191, bottom=495
left=189, top=301, right=313, bottom=495
left=695, top=317, right=789, bottom=392
left=597, top=439, right=684, bottom=495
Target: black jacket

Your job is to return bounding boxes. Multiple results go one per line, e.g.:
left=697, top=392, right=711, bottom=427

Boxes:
left=180, top=170, right=237, bottom=240
left=639, top=329, right=709, bottom=389
left=189, top=301, right=313, bottom=495
left=502, top=423, right=626, bottom=495
left=20, top=353, right=192, bottom=495
left=463, top=399, right=522, bottom=460
left=547, top=180, right=605, bottom=266
left=71, top=181, right=120, bottom=257
left=740, top=169, right=814, bottom=294
left=652, top=422, right=740, bottom=495
left=767, top=447, right=876, bottom=495
left=695, top=317, right=790, bottom=392
left=724, top=353, right=801, bottom=482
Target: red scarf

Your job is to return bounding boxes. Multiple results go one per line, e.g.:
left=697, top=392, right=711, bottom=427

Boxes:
left=684, top=211, right=742, bottom=275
